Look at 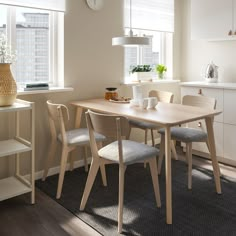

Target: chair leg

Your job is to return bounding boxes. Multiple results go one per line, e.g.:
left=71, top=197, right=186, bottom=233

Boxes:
left=144, top=129, right=148, bottom=144
left=56, top=147, right=69, bottom=199
left=84, top=146, right=88, bottom=172
left=69, top=152, right=73, bottom=171
left=128, top=126, right=132, bottom=140
left=42, top=140, right=57, bottom=181
left=148, top=158, right=161, bottom=207
left=158, top=134, right=165, bottom=174
left=97, top=142, right=107, bottom=186
left=186, top=143, right=192, bottom=190
left=206, top=140, right=221, bottom=177
left=80, top=159, right=100, bottom=211
left=151, top=129, right=155, bottom=146
left=144, top=129, right=149, bottom=168
left=100, top=162, right=107, bottom=186
left=171, top=141, right=178, bottom=160
left=118, top=165, right=126, bottom=234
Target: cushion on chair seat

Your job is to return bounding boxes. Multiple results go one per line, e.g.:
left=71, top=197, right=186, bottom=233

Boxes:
left=58, top=128, right=106, bottom=145
left=129, top=119, right=159, bottom=130
left=158, top=127, right=207, bottom=143
left=98, top=140, right=159, bottom=165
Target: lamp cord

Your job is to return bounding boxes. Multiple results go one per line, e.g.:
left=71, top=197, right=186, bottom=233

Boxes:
left=129, top=0, right=133, bottom=36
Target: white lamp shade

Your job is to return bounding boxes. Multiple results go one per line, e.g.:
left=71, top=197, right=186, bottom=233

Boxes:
left=112, top=36, right=150, bottom=46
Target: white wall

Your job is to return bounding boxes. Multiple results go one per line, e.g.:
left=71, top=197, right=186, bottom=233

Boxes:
left=181, top=0, right=236, bottom=82
left=0, top=0, right=182, bottom=178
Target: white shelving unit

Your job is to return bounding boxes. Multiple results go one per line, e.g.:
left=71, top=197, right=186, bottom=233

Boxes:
left=0, top=99, right=35, bottom=204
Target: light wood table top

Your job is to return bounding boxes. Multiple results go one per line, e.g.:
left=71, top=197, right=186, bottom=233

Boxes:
left=70, top=98, right=221, bottom=127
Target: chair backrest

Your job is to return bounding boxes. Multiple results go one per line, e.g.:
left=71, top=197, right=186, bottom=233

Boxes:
left=46, top=100, right=70, bottom=144
left=182, top=95, right=216, bottom=109
left=148, top=90, right=174, bottom=103
left=85, top=109, right=130, bottom=163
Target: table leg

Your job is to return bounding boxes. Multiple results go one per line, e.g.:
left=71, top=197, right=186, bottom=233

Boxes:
left=205, top=117, right=222, bottom=194
left=165, top=126, right=172, bottom=224
left=75, top=107, right=83, bottom=128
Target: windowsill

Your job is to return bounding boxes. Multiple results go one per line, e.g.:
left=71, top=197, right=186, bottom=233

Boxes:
left=121, top=79, right=180, bottom=86
left=17, top=87, right=74, bottom=95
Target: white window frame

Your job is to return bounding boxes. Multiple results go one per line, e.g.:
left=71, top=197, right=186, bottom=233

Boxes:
left=124, top=29, right=173, bottom=83
left=1, top=5, right=64, bottom=88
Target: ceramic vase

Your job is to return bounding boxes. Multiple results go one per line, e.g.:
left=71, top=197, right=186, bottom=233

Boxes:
left=0, top=63, right=17, bottom=106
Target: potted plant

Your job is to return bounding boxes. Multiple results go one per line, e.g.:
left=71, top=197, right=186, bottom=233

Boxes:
left=130, top=65, right=153, bottom=82
left=156, top=64, right=167, bottom=79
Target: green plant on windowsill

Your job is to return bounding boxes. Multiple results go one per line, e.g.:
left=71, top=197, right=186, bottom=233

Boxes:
left=130, top=65, right=152, bottom=74
left=130, top=65, right=153, bottom=82
left=156, top=64, right=167, bottom=79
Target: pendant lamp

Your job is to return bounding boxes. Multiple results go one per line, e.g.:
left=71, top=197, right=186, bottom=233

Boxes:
left=112, top=0, right=150, bottom=46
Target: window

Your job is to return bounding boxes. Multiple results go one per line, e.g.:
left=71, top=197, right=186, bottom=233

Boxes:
left=124, top=0, right=174, bottom=82
left=0, top=0, right=65, bottom=88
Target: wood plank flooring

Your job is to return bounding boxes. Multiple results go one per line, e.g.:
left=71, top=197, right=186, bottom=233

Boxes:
left=0, top=188, right=101, bottom=236
left=0, top=150, right=235, bottom=236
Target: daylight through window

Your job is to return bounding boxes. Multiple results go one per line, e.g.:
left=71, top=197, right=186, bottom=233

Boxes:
left=0, top=2, right=64, bottom=88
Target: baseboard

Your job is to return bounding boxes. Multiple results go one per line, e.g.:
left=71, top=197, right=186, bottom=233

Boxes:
left=25, top=158, right=92, bottom=181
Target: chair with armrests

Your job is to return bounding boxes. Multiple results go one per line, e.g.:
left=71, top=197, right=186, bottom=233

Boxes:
left=42, top=100, right=106, bottom=199
left=158, top=95, right=218, bottom=189
left=128, top=90, right=178, bottom=159
left=80, top=109, right=161, bottom=233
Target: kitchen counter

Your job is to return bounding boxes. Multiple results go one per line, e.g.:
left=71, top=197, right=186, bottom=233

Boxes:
left=181, top=81, right=236, bottom=89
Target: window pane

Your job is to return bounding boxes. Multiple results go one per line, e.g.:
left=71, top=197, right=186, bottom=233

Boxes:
left=124, top=29, right=161, bottom=77
left=15, top=7, right=50, bottom=83
left=0, top=6, right=7, bottom=35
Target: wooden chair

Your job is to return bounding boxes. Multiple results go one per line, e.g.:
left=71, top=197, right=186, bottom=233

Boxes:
left=128, top=90, right=178, bottom=159
left=158, top=95, right=217, bottom=189
left=80, top=110, right=161, bottom=233
left=42, top=100, right=106, bottom=199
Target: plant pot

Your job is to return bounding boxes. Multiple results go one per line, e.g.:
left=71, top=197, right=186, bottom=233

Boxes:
left=157, top=72, right=165, bottom=80
left=131, top=72, right=153, bottom=82
left=0, top=63, right=17, bottom=106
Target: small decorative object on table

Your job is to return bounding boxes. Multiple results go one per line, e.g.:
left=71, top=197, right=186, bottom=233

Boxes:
left=0, top=33, right=17, bottom=106
left=130, top=65, right=153, bottom=82
left=156, top=64, right=167, bottom=79
left=105, top=87, right=118, bottom=100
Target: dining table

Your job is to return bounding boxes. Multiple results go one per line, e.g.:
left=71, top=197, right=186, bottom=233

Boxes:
left=70, top=98, right=222, bottom=224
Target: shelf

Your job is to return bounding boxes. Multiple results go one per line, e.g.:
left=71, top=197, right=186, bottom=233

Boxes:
left=0, top=100, right=32, bottom=113
left=0, top=139, right=31, bottom=157
left=0, top=177, right=32, bottom=201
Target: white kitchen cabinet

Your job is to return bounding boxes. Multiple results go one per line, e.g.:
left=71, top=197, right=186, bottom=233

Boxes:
left=223, top=124, right=236, bottom=162
left=224, top=89, right=236, bottom=125
left=191, top=0, right=236, bottom=40
left=181, top=82, right=236, bottom=166
left=0, top=99, right=35, bottom=203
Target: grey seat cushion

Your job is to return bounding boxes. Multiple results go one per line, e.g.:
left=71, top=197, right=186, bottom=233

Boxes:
left=129, top=119, right=159, bottom=130
left=58, top=128, right=106, bottom=145
left=98, top=140, right=159, bottom=165
left=158, top=127, right=207, bottom=143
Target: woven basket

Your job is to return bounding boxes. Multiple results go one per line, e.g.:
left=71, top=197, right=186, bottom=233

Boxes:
left=0, top=63, right=17, bottom=106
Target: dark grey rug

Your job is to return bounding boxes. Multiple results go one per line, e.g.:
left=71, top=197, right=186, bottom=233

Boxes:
left=36, top=160, right=236, bottom=236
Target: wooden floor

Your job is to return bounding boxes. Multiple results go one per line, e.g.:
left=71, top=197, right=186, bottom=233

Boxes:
left=0, top=188, right=101, bottom=236
left=0, top=151, right=235, bottom=236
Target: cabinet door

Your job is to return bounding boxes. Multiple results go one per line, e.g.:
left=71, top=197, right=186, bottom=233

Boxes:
left=224, top=89, right=236, bottom=125
left=181, top=87, right=224, bottom=122
left=191, top=0, right=232, bottom=40
left=224, top=124, right=236, bottom=162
